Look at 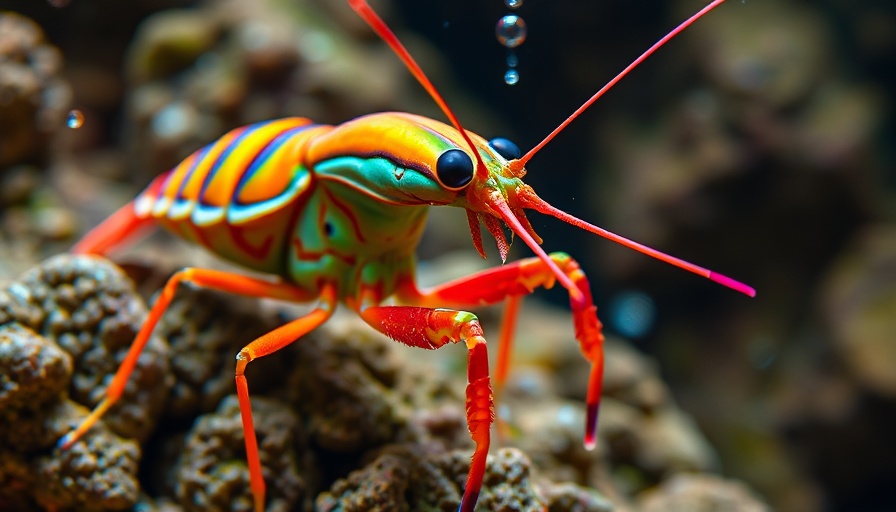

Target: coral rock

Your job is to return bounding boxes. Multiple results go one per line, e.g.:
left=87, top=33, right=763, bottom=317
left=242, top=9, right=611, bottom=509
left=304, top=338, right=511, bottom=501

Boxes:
left=176, top=395, right=307, bottom=512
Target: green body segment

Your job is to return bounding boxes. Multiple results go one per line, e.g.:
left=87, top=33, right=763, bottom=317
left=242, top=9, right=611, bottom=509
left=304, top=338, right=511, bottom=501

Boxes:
left=133, top=112, right=518, bottom=305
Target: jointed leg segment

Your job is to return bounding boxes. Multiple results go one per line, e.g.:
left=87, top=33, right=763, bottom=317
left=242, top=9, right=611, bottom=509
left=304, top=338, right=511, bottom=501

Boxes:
left=235, top=291, right=336, bottom=512
left=373, top=252, right=602, bottom=511
left=360, top=306, right=493, bottom=512
left=406, top=251, right=605, bottom=448
left=59, top=266, right=323, bottom=512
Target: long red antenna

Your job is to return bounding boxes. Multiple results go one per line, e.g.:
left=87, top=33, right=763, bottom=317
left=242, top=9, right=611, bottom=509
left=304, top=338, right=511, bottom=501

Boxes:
left=349, top=0, right=488, bottom=180
left=519, top=190, right=756, bottom=297
left=519, top=0, right=728, bottom=165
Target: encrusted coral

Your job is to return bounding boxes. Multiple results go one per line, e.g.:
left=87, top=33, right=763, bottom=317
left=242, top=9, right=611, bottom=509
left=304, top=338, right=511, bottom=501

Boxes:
left=0, top=255, right=166, bottom=510
left=157, top=286, right=283, bottom=419
left=14, top=255, right=171, bottom=442
left=176, top=395, right=308, bottom=512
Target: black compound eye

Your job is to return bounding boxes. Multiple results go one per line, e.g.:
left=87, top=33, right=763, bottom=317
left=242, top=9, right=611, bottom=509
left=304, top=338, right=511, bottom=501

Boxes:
left=436, top=149, right=474, bottom=189
left=488, top=137, right=521, bottom=160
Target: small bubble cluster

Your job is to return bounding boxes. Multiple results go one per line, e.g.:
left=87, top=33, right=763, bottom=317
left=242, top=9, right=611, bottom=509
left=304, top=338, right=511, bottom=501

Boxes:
left=496, top=12, right=527, bottom=85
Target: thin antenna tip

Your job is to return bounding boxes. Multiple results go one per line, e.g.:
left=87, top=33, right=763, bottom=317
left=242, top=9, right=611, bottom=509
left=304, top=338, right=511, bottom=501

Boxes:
left=709, top=272, right=756, bottom=297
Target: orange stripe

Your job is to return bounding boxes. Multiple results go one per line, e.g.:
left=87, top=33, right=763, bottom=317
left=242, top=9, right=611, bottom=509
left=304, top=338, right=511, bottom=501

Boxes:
left=200, top=119, right=313, bottom=207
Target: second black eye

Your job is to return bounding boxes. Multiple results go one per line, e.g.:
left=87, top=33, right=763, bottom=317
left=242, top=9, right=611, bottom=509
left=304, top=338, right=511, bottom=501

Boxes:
left=436, top=149, right=474, bottom=189
left=488, top=137, right=521, bottom=160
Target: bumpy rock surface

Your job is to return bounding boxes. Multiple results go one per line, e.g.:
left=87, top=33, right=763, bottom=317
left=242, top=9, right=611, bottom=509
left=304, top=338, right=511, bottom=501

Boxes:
left=15, top=254, right=171, bottom=442
left=0, top=255, right=166, bottom=510
left=281, top=318, right=411, bottom=453
left=0, top=321, right=72, bottom=414
left=32, top=401, right=141, bottom=512
left=176, top=395, right=308, bottom=512
left=158, top=286, right=283, bottom=419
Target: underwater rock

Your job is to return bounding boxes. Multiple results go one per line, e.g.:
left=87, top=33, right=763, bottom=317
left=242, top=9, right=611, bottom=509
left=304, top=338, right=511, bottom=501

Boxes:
left=123, top=0, right=412, bottom=183
left=499, top=299, right=719, bottom=498
left=0, top=13, right=77, bottom=275
left=126, top=9, right=222, bottom=83
left=637, top=473, right=770, bottom=512
left=690, top=0, right=830, bottom=110
left=317, top=446, right=549, bottom=512
left=1, top=251, right=768, bottom=510
left=0, top=12, right=72, bottom=169
left=445, top=447, right=543, bottom=511
left=539, top=482, right=614, bottom=512
left=821, top=225, right=896, bottom=398
left=0, top=321, right=72, bottom=414
left=0, top=165, right=40, bottom=208
left=0, top=256, right=162, bottom=510
left=158, top=286, right=284, bottom=419
left=175, top=395, right=307, bottom=512
left=633, top=404, right=719, bottom=477
left=315, top=446, right=416, bottom=512
left=281, top=315, right=411, bottom=453
left=0, top=396, right=141, bottom=512
left=768, top=224, right=896, bottom=508
left=0, top=326, right=82, bottom=457
left=14, top=254, right=171, bottom=442
left=0, top=450, right=34, bottom=511
left=32, top=401, right=141, bottom=512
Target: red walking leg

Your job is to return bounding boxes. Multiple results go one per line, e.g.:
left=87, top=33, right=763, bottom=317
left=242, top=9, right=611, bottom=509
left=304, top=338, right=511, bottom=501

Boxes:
left=494, top=294, right=522, bottom=399
left=359, top=306, right=493, bottom=512
left=401, top=251, right=605, bottom=449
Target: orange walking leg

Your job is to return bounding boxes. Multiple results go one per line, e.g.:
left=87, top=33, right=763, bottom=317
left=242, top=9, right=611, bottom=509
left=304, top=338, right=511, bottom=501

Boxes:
left=235, top=284, right=337, bottom=512
left=71, top=201, right=155, bottom=255
left=58, top=267, right=322, bottom=512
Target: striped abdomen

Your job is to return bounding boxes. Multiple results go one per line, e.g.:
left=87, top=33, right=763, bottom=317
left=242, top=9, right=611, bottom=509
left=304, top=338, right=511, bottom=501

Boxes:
left=135, top=118, right=332, bottom=274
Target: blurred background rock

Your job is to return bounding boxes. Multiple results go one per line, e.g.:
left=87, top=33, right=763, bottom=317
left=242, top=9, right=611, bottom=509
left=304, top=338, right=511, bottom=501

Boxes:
left=1, top=0, right=893, bottom=510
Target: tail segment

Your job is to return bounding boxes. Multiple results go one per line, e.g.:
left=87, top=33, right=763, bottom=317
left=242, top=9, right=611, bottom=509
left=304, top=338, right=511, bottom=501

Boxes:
left=71, top=201, right=155, bottom=256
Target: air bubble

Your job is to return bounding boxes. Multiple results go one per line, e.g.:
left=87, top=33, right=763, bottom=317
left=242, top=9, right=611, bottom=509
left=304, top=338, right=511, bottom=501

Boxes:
left=66, top=110, right=84, bottom=129
left=504, top=69, right=519, bottom=85
left=505, top=0, right=523, bottom=9
left=496, top=15, right=527, bottom=49
left=506, top=52, right=518, bottom=68
left=608, top=290, right=656, bottom=339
